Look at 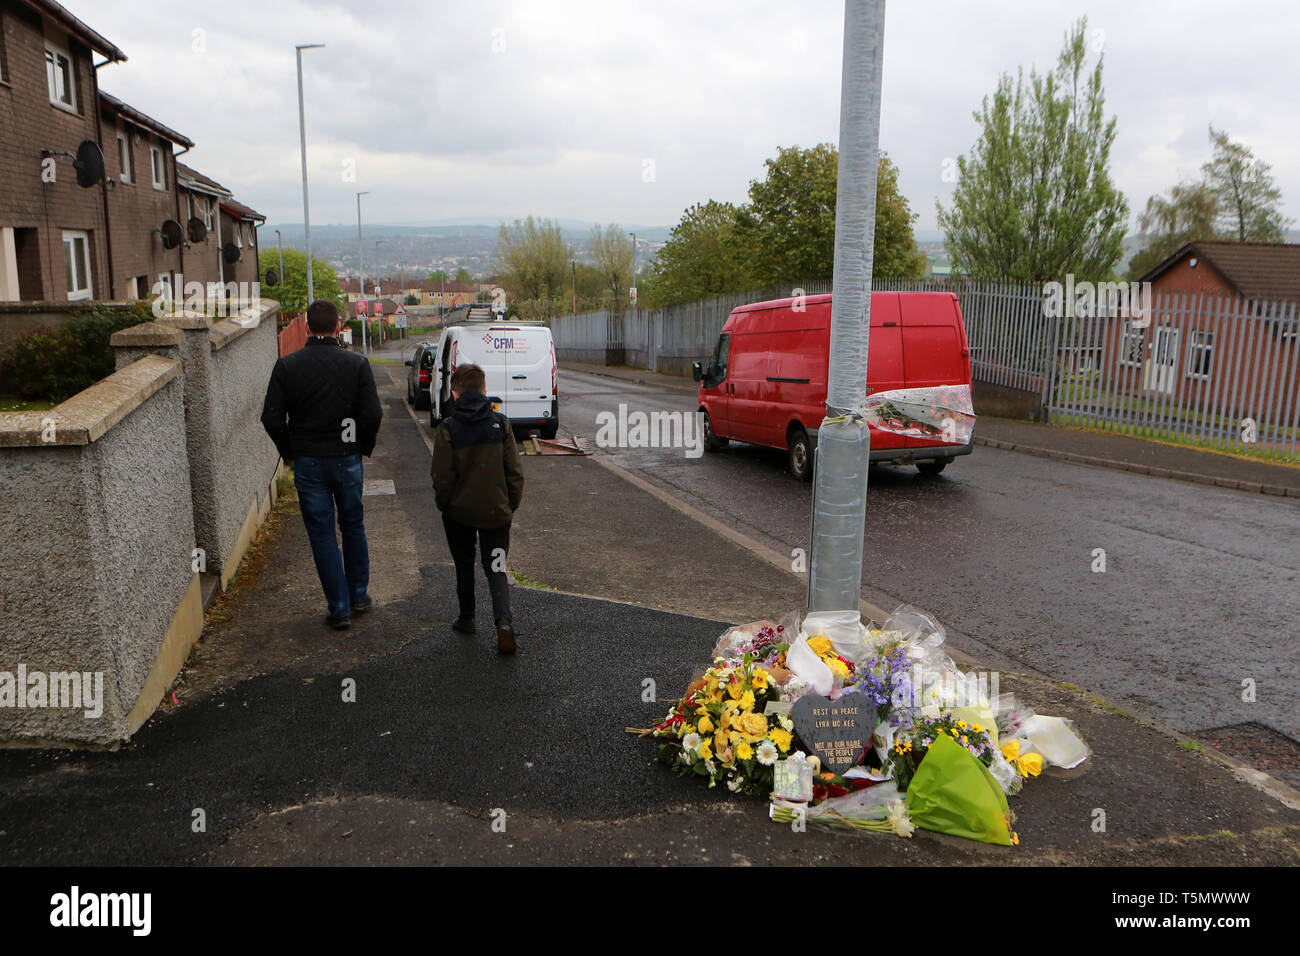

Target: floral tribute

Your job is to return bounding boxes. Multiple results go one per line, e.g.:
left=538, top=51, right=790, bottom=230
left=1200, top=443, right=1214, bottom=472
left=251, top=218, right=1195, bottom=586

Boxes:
left=632, top=606, right=1091, bottom=845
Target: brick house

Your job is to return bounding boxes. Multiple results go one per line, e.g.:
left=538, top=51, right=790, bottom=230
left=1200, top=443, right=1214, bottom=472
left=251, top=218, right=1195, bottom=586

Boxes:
left=98, top=90, right=193, bottom=300
left=0, top=0, right=126, bottom=301
left=1, top=0, right=266, bottom=309
left=1066, top=241, right=1300, bottom=427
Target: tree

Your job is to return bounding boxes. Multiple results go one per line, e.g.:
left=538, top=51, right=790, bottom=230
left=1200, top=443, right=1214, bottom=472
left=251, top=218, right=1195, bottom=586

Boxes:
left=731, top=146, right=925, bottom=285
left=1125, top=181, right=1219, bottom=279
left=1125, top=127, right=1292, bottom=279
left=256, top=247, right=343, bottom=316
left=646, top=200, right=751, bottom=307
left=427, top=269, right=449, bottom=282
left=1203, top=125, right=1291, bottom=242
left=588, top=223, right=634, bottom=311
left=937, top=17, right=1128, bottom=281
left=454, top=267, right=474, bottom=284
left=494, top=216, right=571, bottom=319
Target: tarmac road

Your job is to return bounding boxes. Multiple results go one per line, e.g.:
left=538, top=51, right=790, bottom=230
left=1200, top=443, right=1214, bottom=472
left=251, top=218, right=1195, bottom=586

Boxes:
left=556, top=368, right=1300, bottom=751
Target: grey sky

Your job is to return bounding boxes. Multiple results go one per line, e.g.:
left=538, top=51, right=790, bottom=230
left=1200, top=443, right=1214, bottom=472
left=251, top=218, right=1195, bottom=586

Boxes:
left=85, top=1, right=1298, bottom=237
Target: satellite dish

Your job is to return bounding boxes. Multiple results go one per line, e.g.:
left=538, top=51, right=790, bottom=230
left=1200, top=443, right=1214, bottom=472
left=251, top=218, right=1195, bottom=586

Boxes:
left=264, top=268, right=280, bottom=288
left=223, top=243, right=241, bottom=264
left=74, top=140, right=105, bottom=188
left=160, top=219, right=184, bottom=250
left=187, top=218, right=208, bottom=243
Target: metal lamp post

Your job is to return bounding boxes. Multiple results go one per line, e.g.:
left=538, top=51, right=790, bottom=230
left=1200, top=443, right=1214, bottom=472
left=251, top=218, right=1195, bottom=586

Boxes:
left=806, top=0, right=886, bottom=615
left=357, top=191, right=370, bottom=354
left=274, top=229, right=284, bottom=293
left=295, top=43, right=325, bottom=304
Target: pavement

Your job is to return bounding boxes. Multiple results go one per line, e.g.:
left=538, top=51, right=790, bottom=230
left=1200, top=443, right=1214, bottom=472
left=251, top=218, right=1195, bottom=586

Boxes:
left=558, top=360, right=1300, bottom=497
left=0, top=350, right=1297, bottom=867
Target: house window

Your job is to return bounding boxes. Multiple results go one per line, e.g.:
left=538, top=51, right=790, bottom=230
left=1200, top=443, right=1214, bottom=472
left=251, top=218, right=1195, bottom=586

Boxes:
left=150, top=147, right=166, bottom=190
left=45, top=42, right=76, bottom=112
left=1187, top=331, right=1214, bottom=380
left=1119, top=321, right=1146, bottom=368
left=117, top=132, right=132, bottom=183
left=62, top=231, right=91, bottom=301
left=234, top=220, right=243, bottom=248
left=201, top=197, right=212, bottom=230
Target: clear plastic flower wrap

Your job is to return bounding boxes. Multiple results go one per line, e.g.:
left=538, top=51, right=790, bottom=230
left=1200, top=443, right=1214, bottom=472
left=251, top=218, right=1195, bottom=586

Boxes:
left=770, top=780, right=915, bottom=837
left=854, top=384, right=975, bottom=445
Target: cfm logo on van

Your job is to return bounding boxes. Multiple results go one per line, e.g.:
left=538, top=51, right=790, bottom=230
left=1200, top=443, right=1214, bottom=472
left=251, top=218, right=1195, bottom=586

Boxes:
left=482, top=332, right=524, bottom=350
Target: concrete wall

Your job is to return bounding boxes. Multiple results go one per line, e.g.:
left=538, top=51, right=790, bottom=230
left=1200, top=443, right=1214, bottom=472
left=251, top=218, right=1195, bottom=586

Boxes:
left=0, top=354, right=200, bottom=745
left=116, top=300, right=280, bottom=587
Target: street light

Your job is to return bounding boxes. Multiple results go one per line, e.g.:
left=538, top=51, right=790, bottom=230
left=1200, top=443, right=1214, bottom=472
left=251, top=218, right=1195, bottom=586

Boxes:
left=296, top=42, right=325, bottom=304
left=357, top=190, right=370, bottom=353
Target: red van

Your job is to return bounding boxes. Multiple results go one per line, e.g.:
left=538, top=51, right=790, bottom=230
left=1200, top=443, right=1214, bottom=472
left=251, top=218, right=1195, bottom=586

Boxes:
left=692, top=292, right=974, bottom=480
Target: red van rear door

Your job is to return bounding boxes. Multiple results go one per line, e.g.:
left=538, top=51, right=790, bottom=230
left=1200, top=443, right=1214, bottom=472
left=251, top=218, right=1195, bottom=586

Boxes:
left=900, top=293, right=971, bottom=448
left=865, top=292, right=907, bottom=451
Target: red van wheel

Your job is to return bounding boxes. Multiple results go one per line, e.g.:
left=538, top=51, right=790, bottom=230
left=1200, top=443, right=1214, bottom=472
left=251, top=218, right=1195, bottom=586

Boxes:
left=703, top=410, right=727, bottom=452
left=787, top=428, right=813, bottom=482
left=917, top=459, right=947, bottom=476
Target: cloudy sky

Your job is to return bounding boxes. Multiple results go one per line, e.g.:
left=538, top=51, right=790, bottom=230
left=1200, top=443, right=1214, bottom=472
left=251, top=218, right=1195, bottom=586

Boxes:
left=85, top=0, right=1298, bottom=237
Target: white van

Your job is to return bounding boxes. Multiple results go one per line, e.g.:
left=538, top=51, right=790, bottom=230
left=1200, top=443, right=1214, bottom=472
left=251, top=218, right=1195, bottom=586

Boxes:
left=428, top=320, right=559, bottom=439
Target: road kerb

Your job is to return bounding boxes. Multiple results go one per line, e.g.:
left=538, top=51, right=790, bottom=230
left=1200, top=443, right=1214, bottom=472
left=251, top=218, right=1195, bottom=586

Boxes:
left=975, top=436, right=1300, bottom=498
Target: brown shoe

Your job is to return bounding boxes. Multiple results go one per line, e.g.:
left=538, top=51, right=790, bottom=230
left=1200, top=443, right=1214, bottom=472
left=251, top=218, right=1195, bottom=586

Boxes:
left=496, top=625, right=516, bottom=655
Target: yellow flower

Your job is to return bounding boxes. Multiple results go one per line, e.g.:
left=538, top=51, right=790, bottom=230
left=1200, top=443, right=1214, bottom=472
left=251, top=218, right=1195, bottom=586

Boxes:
left=960, top=735, right=969, bottom=746
left=972, top=723, right=983, bottom=733
left=827, top=658, right=850, bottom=679
left=956, top=720, right=968, bottom=730
left=770, top=728, right=792, bottom=752
left=736, top=741, right=754, bottom=761
left=727, top=679, right=744, bottom=701
left=697, top=713, right=714, bottom=734
left=808, top=635, right=832, bottom=656
left=740, top=713, right=769, bottom=737
left=739, top=690, right=755, bottom=712
left=752, top=667, right=770, bottom=689
left=697, top=739, right=712, bottom=760
left=1001, top=740, right=1043, bottom=778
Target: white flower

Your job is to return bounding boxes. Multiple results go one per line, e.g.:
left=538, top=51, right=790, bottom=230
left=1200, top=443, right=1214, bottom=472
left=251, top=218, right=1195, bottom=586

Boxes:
left=727, top=777, right=743, bottom=792
left=887, top=800, right=915, bottom=837
left=704, top=758, right=717, bottom=776
left=756, top=740, right=779, bottom=766
left=780, top=716, right=794, bottom=732
left=682, top=732, right=702, bottom=754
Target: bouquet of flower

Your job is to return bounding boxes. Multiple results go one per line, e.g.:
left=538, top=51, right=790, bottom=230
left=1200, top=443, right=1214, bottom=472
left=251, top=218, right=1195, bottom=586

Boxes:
left=649, top=654, right=796, bottom=796
left=884, top=713, right=996, bottom=792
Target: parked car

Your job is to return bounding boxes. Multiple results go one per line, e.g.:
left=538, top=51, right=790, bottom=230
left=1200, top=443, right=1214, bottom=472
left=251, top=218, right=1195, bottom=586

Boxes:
left=404, top=341, right=438, bottom=410
left=693, top=292, right=974, bottom=480
left=428, top=321, right=559, bottom=439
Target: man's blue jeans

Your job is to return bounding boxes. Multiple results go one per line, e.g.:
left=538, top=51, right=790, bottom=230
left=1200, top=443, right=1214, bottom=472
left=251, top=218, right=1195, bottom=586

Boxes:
left=293, top=454, right=369, bottom=619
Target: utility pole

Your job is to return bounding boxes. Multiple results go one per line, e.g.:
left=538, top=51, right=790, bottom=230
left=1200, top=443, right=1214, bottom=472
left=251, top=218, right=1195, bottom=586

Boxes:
left=571, top=259, right=577, bottom=317
left=357, top=191, right=370, bottom=354
left=807, top=0, right=885, bottom=614
left=295, top=43, right=325, bottom=303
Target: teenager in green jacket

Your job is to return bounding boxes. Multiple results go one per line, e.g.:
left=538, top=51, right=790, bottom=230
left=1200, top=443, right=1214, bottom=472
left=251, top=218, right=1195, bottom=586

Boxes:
left=431, top=364, right=525, bottom=654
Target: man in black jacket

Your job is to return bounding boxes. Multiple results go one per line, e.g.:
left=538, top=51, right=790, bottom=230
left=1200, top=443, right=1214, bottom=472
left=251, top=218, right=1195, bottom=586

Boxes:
left=431, top=364, right=524, bottom=654
left=261, top=300, right=383, bottom=629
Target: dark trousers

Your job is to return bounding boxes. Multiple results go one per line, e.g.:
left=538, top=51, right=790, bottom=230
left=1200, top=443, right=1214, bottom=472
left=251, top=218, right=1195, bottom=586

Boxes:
left=442, top=514, right=513, bottom=627
left=294, top=454, right=370, bottom=619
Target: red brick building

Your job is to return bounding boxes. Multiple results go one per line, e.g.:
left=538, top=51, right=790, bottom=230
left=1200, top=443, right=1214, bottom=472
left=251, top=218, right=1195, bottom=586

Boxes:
left=1061, top=241, right=1300, bottom=432
left=0, top=0, right=125, bottom=301
left=1, top=0, right=264, bottom=307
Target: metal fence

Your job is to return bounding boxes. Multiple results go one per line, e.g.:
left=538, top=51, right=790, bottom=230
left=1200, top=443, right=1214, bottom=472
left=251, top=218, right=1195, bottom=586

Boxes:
left=550, top=279, right=1300, bottom=461
left=1046, top=293, right=1300, bottom=461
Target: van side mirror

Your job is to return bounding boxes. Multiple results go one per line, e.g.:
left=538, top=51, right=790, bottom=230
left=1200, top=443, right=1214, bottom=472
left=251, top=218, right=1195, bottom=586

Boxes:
left=404, top=359, right=413, bottom=366
left=692, top=362, right=703, bottom=382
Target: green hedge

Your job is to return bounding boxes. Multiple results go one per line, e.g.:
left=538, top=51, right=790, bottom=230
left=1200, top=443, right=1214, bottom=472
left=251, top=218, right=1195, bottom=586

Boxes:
left=1, top=302, right=155, bottom=402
